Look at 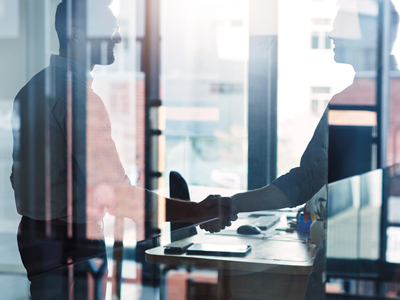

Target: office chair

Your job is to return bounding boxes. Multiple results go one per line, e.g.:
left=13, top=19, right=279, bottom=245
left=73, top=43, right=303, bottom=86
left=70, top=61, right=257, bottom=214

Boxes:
left=169, top=171, right=197, bottom=242
left=165, top=171, right=218, bottom=300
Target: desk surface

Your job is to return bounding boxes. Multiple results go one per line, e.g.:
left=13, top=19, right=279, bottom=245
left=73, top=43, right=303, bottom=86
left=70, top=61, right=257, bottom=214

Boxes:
left=146, top=229, right=317, bottom=275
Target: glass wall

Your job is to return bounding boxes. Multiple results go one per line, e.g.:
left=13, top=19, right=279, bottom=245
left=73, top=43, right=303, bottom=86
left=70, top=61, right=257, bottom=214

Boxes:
left=0, top=0, right=400, bottom=299
left=160, top=0, right=249, bottom=192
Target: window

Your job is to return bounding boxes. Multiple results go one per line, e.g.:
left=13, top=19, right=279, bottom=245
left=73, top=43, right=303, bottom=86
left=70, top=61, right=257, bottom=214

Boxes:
left=311, top=31, right=319, bottom=49
left=311, top=18, right=332, bottom=50
left=161, top=0, right=248, bottom=190
left=311, top=31, right=332, bottom=49
left=310, top=86, right=331, bottom=115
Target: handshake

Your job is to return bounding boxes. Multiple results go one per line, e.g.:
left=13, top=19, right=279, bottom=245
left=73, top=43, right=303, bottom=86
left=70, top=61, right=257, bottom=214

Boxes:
left=196, top=194, right=238, bottom=233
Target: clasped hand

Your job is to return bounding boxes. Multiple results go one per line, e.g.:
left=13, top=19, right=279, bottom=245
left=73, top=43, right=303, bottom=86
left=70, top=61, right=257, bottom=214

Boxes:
left=198, top=195, right=238, bottom=233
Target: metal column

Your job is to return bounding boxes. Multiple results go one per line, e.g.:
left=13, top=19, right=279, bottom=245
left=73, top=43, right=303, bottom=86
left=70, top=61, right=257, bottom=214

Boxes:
left=248, top=0, right=279, bottom=189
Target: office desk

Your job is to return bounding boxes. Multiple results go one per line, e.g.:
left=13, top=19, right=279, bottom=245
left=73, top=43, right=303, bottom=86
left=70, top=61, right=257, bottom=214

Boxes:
left=146, top=227, right=318, bottom=300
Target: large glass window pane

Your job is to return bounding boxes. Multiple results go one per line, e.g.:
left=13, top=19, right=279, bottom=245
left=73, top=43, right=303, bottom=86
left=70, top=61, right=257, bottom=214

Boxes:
left=160, top=0, right=248, bottom=192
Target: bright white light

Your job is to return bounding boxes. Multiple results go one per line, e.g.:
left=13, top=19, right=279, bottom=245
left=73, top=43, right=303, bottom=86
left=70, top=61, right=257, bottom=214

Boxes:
left=217, top=25, right=248, bottom=61
left=392, top=0, right=400, bottom=56
left=109, top=0, right=120, bottom=15
left=214, top=0, right=248, bottom=61
left=387, top=227, right=400, bottom=263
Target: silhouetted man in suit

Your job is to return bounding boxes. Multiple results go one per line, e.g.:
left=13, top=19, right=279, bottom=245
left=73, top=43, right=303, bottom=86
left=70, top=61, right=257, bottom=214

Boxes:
left=11, top=1, right=236, bottom=298
left=208, top=1, right=400, bottom=299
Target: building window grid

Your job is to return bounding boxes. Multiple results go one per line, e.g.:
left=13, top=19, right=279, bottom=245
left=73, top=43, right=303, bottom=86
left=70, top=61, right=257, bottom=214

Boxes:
left=311, top=30, right=332, bottom=49
left=311, top=18, right=332, bottom=50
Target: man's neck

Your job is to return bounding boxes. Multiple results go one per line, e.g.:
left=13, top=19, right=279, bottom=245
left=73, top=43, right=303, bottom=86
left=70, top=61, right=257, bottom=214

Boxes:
left=59, top=51, right=95, bottom=72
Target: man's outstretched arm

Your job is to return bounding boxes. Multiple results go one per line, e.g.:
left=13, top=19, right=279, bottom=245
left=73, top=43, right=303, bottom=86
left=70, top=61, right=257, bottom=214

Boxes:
left=231, top=184, right=292, bottom=213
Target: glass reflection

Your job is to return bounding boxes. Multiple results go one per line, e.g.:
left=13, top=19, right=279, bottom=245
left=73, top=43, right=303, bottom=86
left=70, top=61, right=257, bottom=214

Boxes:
left=0, top=0, right=400, bottom=299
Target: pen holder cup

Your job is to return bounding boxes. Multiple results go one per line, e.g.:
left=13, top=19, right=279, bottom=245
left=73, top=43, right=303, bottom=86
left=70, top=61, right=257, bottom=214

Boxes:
left=297, top=213, right=311, bottom=236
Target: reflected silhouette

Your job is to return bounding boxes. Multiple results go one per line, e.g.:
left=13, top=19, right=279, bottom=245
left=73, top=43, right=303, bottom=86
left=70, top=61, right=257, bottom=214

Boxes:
left=12, top=1, right=119, bottom=298
left=220, top=1, right=400, bottom=299
left=10, top=0, right=236, bottom=299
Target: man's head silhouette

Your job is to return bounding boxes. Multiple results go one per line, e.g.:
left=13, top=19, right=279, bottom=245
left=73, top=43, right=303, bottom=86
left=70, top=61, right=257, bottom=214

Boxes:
left=55, top=0, right=122, bottom=69
left=329, top=0, right=399, bottom=71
